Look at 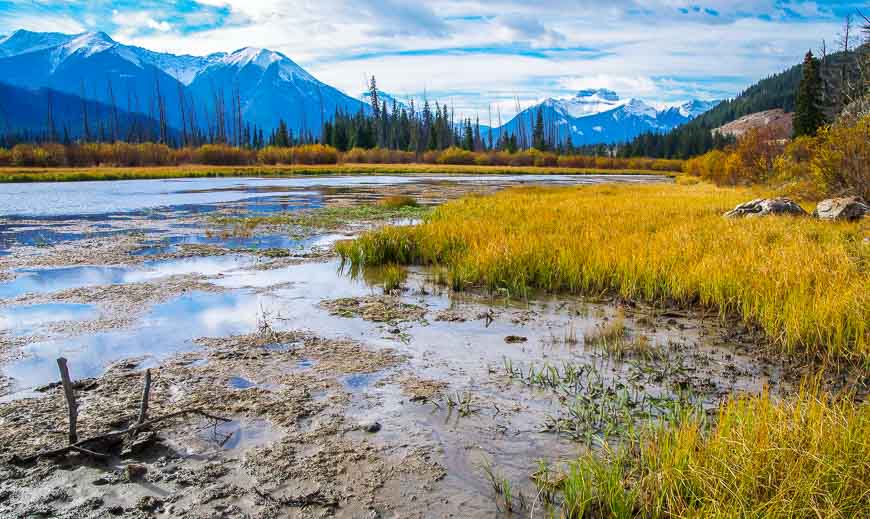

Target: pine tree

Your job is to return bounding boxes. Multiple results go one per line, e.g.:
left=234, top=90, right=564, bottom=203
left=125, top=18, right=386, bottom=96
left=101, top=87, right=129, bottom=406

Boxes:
left=461, top=119, right=474, bottom=150
left=532, top=108, right=546, bottom=150
left=794, top=50, right=826, bottom=137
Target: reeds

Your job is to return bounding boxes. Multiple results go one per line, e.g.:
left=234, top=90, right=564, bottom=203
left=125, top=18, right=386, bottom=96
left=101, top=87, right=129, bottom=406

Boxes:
left=338, top=183, right=870, bottom=364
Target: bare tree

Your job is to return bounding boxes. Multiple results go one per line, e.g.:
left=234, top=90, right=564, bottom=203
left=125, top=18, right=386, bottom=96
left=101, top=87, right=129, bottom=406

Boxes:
left=106, top=77, right=119, bottom=142
left=45, top=89, right=56, bottom=143
left=80, top=81, right=91, bottom=142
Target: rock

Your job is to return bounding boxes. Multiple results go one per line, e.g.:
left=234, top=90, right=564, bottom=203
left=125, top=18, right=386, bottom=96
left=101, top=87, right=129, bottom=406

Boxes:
left=504, top=335, right=528, bottom=344
left=125, top=463, right=148, bottom=482
left=359, top=421, right=382, bottom=433
left=812, top=197, right=869, bottom=221
left=724, top=198, right=808, bottom=218
left=136, top=495, right=163, bottom=512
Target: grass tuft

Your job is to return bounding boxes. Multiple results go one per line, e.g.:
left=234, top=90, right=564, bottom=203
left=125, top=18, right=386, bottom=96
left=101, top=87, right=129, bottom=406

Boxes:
left=377, top=194, right=419, bottom=209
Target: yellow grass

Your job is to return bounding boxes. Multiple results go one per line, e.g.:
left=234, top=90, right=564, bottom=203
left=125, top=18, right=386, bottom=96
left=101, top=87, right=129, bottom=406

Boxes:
left=338, top=183, right=870, bottom=364
left=0, top=163, right=669, bottom=183
left=557, top=383, right=870, bottom=518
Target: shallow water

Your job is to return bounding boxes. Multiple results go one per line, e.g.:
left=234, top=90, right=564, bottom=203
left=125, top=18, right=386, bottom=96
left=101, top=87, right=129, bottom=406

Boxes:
left=0, top=174, right=664, bottom=218
left=0, top=256, right=255, bottom=298
left=0, top=303, right=99, bottom=336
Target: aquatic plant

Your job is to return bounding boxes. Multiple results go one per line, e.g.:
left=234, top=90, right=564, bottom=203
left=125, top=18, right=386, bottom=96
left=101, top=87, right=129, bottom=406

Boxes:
left=338, top=183, right=870, bottom=364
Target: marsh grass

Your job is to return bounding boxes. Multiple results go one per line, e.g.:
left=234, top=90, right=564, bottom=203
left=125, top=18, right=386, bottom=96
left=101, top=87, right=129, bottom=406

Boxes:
left=338, top=183, right=870, bottom=364
left=377, top=194, right=419, bottom=209
left=550, top=383, right=870, bottom=518
left=211, top=203, right=431, bottom=236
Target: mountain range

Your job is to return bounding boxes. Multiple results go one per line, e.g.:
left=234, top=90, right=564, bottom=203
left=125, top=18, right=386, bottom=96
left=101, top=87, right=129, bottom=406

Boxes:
left=493, top=89, right=718, bottom=146
left=0, top=29, right=717, bottom=145
left=0, top=29, right=366, bottom=138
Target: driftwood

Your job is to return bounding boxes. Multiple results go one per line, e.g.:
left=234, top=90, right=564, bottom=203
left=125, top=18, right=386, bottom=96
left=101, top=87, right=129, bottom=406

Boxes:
left=11, top=408, right=231, bottom=465
left=11, top=360, right=230, bottom=465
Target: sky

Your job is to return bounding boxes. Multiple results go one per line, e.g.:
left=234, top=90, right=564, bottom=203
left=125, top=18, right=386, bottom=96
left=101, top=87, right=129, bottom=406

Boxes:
left=0, top=1, right=864, bottom=119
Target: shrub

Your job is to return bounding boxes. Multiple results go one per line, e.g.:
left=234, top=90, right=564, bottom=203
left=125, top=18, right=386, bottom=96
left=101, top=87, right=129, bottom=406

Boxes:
left=194, top=144, right=254, bottom=165
left=436, top=147, right=476, bottom=165
left=810, top=116, right=870, bottom=199
left=293, top=144, right=338, bottom=165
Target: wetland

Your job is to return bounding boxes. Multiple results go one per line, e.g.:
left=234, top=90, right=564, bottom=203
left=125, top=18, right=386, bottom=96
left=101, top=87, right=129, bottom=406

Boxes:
left=0, top=173, right=866, bottom=518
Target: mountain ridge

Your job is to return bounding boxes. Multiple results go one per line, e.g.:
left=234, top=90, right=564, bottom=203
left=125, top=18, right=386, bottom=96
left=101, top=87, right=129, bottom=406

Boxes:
left=0, top=29, right=367, bottom=136
left=493, top=89, right=718, bottom=146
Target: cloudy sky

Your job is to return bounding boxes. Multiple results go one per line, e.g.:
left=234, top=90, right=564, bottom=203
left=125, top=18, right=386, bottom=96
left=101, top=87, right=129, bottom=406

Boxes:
left=0, top=1, right=863, bottom=118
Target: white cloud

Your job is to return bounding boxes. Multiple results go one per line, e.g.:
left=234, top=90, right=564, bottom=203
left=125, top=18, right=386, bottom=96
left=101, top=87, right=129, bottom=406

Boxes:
left=0, top=13, right=84, bottom=34
left=0, top=0, right=845, bottom=119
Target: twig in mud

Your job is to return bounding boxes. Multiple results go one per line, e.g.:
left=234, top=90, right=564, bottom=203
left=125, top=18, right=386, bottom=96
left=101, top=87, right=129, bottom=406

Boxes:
left=253, top=487, right=338, bottom=509
left=12, top=359, right=230, bottom=465
left=11, top=408, right=232, bottom=465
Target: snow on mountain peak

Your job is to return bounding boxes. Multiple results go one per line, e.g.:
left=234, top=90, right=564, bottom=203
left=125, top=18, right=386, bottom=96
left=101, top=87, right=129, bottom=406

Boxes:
left=678, top=99, right=718, bottom=118
left=217, top=47, right=314, bottom=82
left=556, top=89, right=625, bottom=118
left=63, top=31, right=116, bottom=55
left=223, top=47, right=282, bottom=68
left=622, top=98, right=658, bottom=118
left=0, top=29, right=75, bottom=57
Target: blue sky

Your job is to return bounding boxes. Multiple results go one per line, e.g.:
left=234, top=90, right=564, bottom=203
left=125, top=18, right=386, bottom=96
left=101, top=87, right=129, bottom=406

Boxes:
left=0, top=1, right=863, bottom=118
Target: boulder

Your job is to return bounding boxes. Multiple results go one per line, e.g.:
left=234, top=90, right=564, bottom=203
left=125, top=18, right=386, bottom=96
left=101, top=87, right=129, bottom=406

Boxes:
left=359, top=421, right=382, bottom=433
left=724, top=198, right=808, bottom=218
left=812, top=197, right=869, bottom=221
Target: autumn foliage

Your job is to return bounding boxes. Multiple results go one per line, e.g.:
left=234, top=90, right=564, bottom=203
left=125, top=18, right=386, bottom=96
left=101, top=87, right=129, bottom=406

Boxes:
left=684, top=115, right=869, bottom=198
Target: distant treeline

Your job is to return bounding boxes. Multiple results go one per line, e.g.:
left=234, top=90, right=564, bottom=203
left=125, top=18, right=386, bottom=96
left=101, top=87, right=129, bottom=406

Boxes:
left=0, top=142, right=684, bottom=171
left=0, top=76, right=610, bottom=159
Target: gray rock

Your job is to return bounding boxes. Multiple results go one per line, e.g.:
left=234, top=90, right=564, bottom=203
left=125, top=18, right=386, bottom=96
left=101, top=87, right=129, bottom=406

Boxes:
left=359, top=421, right=382, bottom=433
left=125, top=463, right=148, bottom=482
left=812, top=197, right=869, bottom=221
left=724, top=198, right=808, bottom=218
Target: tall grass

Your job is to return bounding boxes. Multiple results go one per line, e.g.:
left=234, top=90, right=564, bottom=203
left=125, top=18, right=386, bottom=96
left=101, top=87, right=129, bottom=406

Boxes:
left=338, top=183, right=869, bottom=364
left=553, top=384, right=870, bottom=517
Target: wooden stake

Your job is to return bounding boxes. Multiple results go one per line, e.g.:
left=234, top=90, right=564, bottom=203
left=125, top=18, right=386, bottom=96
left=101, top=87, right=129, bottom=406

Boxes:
left=137, top=369, right=151, bottom=426
left=56, top=358, right=77, bottom=445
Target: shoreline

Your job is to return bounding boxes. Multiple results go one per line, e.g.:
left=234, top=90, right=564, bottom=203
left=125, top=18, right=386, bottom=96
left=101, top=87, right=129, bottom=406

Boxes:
left=0, top=163, right=674, bottom=183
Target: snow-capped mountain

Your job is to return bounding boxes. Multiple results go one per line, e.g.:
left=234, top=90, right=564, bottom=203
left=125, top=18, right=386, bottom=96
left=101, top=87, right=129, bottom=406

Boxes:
left=0, top=29, right=366, bottom=134
left=495, top=89, right=718, bottom=146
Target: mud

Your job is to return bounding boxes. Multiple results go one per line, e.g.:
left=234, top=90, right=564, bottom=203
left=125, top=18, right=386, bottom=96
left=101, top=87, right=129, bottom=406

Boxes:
left=0, top=174, right=850, bottom=518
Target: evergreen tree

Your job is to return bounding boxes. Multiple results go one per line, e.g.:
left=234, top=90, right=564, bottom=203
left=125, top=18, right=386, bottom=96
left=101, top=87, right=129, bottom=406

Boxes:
left=532, top=108, right=546, bottom=151
left=794, top=50, right=826, bottom=137
left=461, top=119, right=474, bottom=150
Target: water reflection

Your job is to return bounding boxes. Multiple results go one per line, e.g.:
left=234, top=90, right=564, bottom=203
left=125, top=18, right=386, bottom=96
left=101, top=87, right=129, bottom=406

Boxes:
left=0, top=256, right=255, bottom=298
left=0, top=303, right=99, bottom=336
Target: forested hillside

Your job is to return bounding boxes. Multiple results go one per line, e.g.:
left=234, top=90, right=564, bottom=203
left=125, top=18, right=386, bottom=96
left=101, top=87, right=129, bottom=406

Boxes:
left=621, top=46, right=864, bottom=158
